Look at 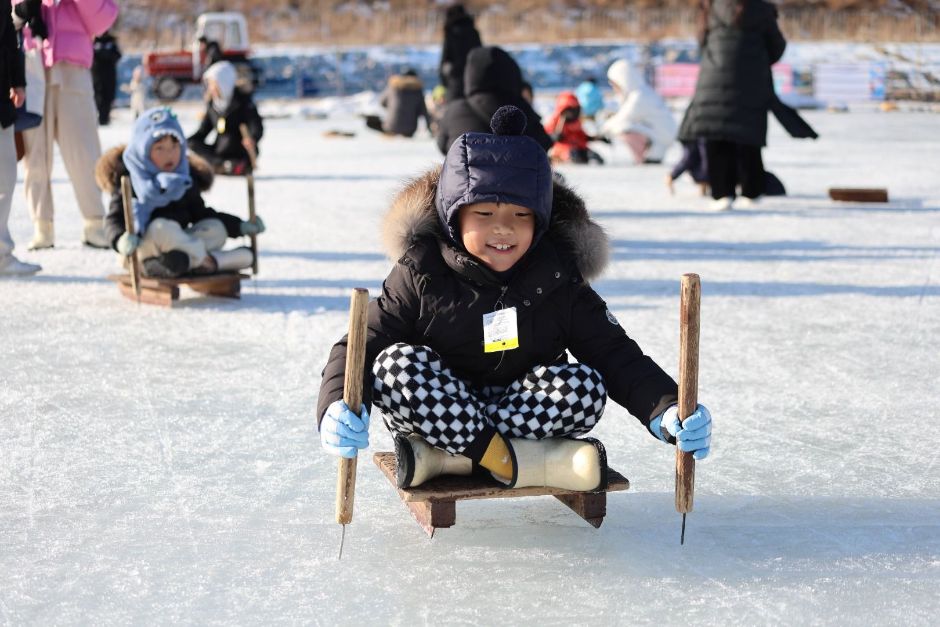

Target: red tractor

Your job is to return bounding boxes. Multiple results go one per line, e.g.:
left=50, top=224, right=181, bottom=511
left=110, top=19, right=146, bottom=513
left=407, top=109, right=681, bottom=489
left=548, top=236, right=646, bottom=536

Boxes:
left=143, top=12, right=259, bottom=101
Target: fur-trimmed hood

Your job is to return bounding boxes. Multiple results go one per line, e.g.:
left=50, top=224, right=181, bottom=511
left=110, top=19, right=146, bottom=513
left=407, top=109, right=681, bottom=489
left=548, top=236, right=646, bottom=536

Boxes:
left=381, top=168, right=609, bottom=281
left=95, top=144, right=215, bottom=195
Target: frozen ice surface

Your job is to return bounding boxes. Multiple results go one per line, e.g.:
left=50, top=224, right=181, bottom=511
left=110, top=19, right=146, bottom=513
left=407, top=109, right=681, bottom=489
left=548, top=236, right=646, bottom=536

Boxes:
left=1, top=104, right=938, bottom=625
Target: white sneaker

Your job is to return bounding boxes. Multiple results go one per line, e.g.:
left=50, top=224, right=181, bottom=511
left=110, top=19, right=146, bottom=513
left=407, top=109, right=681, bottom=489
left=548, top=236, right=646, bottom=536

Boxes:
left=709, top=197, right=734, bottom=211
left=82, top=219, right=110, bottom=249
left=28, top=219, right=54, bottom=250
left=0, top=255, right=42, bottom=276
left=212, top=246, right=254, bottom=272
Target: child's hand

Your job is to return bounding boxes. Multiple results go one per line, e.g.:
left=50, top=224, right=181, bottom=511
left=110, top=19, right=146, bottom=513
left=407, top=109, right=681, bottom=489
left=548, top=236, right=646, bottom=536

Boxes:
left=116, top=232, right=140, bottom=256
left=240, top=216, right=265, bottom=236
left=320, top=400, right=370, bottom=458
left=10, top=87, right=25, bottom=108
left=651, top=404, right=712, bottom=460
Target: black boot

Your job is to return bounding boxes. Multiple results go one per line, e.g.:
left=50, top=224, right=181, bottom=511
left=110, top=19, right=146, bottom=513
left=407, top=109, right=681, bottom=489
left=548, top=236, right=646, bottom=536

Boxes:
left=141, top=250, right=190, bottom=278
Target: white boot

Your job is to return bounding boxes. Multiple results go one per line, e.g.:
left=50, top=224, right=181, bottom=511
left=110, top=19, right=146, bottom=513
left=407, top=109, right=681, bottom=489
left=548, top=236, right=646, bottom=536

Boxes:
left=709, top=197, right=734, bottom=211
left=500, top=437, right=607, bottom=492
left=0, top=255, right=42, bottom=276
left=211, top=247, right=254, bottom=272
left=82, top=218, right=110, bottom=249
left=395, top=434, right=472, bottom=488
left=27, top=219, right=54, bottom=250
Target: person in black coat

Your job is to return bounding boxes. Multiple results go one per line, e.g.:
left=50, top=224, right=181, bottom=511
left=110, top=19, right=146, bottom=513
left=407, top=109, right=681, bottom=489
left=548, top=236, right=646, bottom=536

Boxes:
left=677, top=0, right=786, bottom=208
left=1, top=0, right=41, bottom=275
left=188, top=61, right=263, bottom=175
left=318, top=106, right=713, bottom=492
left=91, top=30, right=121, bottom=125
left=439, top=4, right=481, bottom=103
left=435, top=46, right=553, bottom=155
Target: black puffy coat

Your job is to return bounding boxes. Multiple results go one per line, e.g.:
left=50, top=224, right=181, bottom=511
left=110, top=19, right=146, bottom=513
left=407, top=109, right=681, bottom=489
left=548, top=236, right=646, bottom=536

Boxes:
left=439, top=8, right=481, bottom=102
left=436, top=47, right=553, bottom=155
left=678, top=0, right=786, bottom=147
left=188, top=91, right=263, bottom=162
left=380, top=74, right=430, bottom=137
left=317, top=169, right=678, bottom=438
left=96, top=145, right=243, bottom=250
left=0, top=0, right=25, bottom=129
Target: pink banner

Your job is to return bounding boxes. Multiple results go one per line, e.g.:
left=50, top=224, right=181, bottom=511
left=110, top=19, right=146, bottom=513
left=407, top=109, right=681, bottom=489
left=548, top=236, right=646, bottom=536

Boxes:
left=654, top=63, right=793, bottom=98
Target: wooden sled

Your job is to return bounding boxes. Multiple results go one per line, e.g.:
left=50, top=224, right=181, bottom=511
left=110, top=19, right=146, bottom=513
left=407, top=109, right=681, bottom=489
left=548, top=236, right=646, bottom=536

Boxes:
left=373, top=451, right=629, bottom=537
left=829, top=187, right=889, bottom=203
left=107, top=272, right=249, bottom=307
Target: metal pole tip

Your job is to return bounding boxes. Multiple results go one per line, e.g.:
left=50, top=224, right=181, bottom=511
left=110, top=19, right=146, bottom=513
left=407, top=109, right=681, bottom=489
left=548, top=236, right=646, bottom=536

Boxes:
left=338, top=524, right=346, bottom=560
left=680, top=513, right=687, bottom=545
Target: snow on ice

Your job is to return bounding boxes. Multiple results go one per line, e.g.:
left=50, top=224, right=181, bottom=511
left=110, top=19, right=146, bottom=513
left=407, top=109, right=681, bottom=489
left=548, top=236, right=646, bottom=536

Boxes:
left=1, top=102, right=938, bottom=624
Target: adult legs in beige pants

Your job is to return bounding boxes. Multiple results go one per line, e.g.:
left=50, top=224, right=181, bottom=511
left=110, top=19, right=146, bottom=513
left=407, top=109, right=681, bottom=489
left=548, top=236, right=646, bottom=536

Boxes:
left=22, top=63, right=108, bottom=250
left=0, top=125, right=40, bottom=275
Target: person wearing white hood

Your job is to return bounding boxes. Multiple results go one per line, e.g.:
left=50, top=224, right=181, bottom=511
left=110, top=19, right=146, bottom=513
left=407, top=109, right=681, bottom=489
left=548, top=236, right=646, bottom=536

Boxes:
left=187, top=61, right=263, bottom=176
left=601, top=60, right=677, bottom=164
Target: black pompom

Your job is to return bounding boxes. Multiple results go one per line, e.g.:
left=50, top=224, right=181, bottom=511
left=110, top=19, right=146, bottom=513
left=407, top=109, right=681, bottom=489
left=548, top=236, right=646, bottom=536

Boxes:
left=490, top=105, right=527, bottom=136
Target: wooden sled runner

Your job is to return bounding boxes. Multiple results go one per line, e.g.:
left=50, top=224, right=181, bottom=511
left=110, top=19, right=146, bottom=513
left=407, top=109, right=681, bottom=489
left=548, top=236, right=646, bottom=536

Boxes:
left=107, top=272, right=249, bottom=307
left=373, top=452, right=629, bottom=537
left=828, top=187, right=889, bottom=203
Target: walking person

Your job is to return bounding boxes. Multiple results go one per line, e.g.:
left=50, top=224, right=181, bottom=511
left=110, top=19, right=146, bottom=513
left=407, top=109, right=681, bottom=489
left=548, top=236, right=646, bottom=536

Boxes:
left=14, top=0, right=119, bottom=249
left=364, top=69, right=431, bottom=138
left=438, top=3, right=481, bottom=103
left=677, top=0, right=786, bottom=210
left=91, top=29, right=120, bottom=126
left=1, top=0, right=40, bottom=275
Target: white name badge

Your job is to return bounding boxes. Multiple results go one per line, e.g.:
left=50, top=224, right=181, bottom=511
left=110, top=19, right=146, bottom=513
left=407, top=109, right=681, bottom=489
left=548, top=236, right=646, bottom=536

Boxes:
left=483, top=307, right=519, bottom=353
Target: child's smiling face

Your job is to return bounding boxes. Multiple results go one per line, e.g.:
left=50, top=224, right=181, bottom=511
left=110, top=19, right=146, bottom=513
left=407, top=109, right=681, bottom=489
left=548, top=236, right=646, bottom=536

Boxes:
left=149, top=135, right=181, bottom=172
left=458, top=201, right=535, bottom=272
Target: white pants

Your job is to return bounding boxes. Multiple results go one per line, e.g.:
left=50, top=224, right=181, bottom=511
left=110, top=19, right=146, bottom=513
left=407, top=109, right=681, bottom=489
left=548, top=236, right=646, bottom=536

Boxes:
left=0, top=125, right=17, bottom=260
left=136, top=218, right=227, bottom=267
left=22, top=63, right=104, bottom=223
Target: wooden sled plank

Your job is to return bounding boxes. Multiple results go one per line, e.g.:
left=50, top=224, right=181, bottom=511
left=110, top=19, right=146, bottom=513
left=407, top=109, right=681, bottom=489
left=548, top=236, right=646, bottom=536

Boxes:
left=373, top=451, right=628, bottom=536
left=108, top=273, right=248, bottom=307
left=828, top=188, right=889, bottom=203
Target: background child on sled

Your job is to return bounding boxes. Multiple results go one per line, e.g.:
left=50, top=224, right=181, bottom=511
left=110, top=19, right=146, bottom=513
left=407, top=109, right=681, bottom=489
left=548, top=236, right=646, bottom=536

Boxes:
left=187, top=61, right=263, bottom=176
left=317, top=106, right=712, bottom=492
left=97, top=106, right=264, bottom=278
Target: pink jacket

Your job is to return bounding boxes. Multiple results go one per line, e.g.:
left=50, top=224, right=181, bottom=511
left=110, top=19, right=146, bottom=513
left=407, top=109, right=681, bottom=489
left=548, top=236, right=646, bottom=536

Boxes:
left=18, top=0, right=118, bottom=69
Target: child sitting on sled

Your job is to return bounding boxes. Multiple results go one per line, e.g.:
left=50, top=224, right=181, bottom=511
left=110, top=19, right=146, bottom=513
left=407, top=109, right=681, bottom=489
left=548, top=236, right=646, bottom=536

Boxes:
left=98, top=106, right=265, bottom=278
left=543, top=92, right=607, bottom=165
left=187, top=61, right=263, bottom=176
left=317, top=106, right=712, bottom=491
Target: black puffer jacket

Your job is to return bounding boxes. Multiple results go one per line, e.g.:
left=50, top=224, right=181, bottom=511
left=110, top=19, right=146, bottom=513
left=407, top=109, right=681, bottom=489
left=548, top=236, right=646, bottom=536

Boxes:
left=380, top=74, right=430, bottom=137
left=317, top=170, right=678, bottom=438
left=439, top=7, right=481, bottom=102
left=0, top=0, right=25, bottom=129
left=436, top=47, right=553, bottom=155
left=677, top=0, right=786, bottom=147
left=188, top=91, right=264, bottom=162
left=95, top=145, right=243, bottom=250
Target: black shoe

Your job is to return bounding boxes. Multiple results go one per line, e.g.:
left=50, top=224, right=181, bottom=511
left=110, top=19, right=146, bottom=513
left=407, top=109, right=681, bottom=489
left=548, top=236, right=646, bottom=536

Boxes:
left=141, top=250, right=190, bottom=278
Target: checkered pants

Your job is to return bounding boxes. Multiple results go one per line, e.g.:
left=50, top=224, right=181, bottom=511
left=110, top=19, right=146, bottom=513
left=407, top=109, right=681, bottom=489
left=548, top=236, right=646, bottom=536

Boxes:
left=371, top=343, right=607, bottom=455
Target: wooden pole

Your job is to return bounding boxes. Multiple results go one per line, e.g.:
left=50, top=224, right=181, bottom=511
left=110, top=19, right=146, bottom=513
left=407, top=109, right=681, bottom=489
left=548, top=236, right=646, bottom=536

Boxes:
left=238, top=124, right=259, bottom=275
left=676, top=273, right=700, bottom=544
left=120, top=176, right=141, bottom=303
left=336, top=288, right=370, bottom=557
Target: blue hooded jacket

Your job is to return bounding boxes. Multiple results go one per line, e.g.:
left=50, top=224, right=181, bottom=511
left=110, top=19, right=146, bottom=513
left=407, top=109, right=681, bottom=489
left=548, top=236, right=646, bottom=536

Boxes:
left=121, top=107, right=193, bottom=234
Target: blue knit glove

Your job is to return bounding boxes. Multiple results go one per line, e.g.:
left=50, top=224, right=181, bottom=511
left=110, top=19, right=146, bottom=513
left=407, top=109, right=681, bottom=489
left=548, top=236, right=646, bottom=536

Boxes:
left=650, top=404, right=712, bottom=460
left=116, top=232, right=140, bottom=256
left=240, top=216, right=266, bottom=236
left=320, top=400, right=369, bottom=458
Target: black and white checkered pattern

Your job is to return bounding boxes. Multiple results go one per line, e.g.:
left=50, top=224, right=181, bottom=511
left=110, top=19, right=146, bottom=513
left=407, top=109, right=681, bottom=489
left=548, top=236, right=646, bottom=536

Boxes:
left=372, top=343, right=607, bottom=454
left=485, top=363, right=606, bottom=439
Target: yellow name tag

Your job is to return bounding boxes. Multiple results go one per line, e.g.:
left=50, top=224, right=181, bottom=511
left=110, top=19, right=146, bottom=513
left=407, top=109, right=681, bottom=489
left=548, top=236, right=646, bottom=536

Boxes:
left=217, top=117, right=227, bottom=135
left=483, top=307, right=519, bottom=353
